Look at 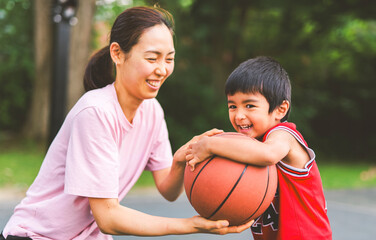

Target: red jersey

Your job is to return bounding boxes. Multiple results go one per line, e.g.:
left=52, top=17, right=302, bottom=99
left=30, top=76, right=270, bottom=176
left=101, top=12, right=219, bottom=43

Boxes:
left=251, top=122, right=332, bottom=240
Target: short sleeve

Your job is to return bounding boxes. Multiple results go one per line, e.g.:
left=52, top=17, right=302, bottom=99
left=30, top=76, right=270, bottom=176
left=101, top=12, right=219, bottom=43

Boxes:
left=144, top=119, right=173, bottom=171
left=64, top=107, right=119, bottom=198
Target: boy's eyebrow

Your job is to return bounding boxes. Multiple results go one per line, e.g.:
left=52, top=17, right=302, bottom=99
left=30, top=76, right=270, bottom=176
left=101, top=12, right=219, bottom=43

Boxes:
left=242, top=99, right=258, bottom=104
left=227, top=99, right=259, bottom=104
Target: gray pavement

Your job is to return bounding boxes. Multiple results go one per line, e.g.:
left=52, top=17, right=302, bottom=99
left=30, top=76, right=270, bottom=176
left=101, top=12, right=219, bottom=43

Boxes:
left=1, top=188, right=376, bottom=239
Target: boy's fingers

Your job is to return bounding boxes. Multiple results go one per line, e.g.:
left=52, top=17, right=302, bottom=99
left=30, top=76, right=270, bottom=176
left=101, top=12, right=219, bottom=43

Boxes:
left=204, top=128, right=224, bottom=136
left=190, top=136, right=200, bottom=143
left=185, top=153, right=193, bottom=161
left=187, top=160, right=196, bottom=171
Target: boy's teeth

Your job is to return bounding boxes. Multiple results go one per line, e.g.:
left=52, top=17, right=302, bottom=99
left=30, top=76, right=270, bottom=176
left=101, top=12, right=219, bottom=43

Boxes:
left=240, top=125, right=251, bottom=129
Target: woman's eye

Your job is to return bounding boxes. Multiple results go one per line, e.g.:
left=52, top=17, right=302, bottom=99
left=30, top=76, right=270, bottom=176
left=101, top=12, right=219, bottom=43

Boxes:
left=147, top=58, right=157, bottom=61
left=166, top=58, right=174, bottom=62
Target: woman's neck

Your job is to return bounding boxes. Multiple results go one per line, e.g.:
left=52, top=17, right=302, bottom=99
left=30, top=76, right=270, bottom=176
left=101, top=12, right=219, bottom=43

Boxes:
left=114, top=81, right=142, bottom=124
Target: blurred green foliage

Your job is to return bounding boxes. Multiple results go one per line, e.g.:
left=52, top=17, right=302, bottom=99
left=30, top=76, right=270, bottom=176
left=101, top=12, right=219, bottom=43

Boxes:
left=153, top=0, right=376, bottom=158
left=0, top=0, right=33, bottom=132
left=1, top=0, right=375, bottom=160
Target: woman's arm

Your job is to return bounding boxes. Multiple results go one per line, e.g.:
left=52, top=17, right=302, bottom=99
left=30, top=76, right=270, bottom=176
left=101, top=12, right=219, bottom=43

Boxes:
left=89, top=198, right=253, bottom=236
left=152, top=164, right=184, bottom=202
left=186, top=130, right=292, bottom=170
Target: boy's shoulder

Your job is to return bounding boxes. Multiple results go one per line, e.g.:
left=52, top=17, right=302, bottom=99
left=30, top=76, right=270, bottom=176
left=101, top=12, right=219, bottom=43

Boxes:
left=263, top=122, right=307, bottom=147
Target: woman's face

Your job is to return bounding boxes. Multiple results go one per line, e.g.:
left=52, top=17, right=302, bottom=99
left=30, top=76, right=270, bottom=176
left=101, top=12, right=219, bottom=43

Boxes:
left=115, top=24, right=175, bottom=102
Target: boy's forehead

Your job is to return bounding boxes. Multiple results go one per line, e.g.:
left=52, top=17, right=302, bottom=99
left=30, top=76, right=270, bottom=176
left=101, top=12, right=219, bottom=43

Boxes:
left=227, top=92, right=270, bottom=107
left=227, top=91, right=263, bottom=100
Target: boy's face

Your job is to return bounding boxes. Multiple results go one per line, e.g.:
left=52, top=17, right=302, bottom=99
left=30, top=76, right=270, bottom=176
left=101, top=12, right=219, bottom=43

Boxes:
left=227, top=91, right=281, bottom=140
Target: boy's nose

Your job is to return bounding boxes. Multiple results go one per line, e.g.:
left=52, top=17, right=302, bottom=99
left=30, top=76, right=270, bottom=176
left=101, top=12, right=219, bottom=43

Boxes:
left=235, top=111, right=246, bottom=120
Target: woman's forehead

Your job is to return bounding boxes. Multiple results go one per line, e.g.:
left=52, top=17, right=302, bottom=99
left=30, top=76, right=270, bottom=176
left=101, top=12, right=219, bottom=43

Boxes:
left=137, top=24, right=174, bottom=49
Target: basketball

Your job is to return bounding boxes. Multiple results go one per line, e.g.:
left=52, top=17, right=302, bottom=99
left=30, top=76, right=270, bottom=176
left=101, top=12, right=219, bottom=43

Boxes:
left=184, top=132, right=278, bottom=226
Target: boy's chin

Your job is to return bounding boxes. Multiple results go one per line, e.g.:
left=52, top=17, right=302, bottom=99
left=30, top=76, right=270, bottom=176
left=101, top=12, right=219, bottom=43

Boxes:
left=236, top=129, right=252, bottom=137
left=236, top=127, right=252, bottom=135
left=235, top=129, right=262, bottom=140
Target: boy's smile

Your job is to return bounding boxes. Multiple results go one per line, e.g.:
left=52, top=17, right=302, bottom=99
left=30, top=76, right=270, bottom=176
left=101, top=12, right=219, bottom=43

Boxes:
left=227, top=92, right=281, bottom=140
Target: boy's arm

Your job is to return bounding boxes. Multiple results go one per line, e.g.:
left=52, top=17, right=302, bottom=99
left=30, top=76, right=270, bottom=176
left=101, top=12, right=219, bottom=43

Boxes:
left=153, top=129, right=223, bottom=201
left=186, top=130, right=292, bottom=170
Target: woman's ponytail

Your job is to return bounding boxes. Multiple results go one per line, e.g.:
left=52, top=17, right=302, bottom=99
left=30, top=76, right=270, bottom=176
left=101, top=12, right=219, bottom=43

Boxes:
left=83, top=46, right=114, bottom=92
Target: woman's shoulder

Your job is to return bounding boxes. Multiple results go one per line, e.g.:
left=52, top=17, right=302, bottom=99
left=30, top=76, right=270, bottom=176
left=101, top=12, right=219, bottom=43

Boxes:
left=79, top=84, right=115, bottom=107
left=67, top=84, right=120, bottom=121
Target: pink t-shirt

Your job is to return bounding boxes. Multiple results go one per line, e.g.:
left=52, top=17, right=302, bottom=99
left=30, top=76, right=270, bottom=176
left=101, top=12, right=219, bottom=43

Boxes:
left=3, top=83, right=173, bottom=240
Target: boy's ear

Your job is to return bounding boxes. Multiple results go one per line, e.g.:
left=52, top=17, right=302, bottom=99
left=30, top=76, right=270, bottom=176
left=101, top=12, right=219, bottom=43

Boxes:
left=275, top=100, right=290, bottom=121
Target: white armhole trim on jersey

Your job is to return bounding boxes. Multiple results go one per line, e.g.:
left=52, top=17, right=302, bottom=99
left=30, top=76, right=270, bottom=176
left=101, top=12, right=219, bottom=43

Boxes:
left=265, top=126, right=316, bottom=178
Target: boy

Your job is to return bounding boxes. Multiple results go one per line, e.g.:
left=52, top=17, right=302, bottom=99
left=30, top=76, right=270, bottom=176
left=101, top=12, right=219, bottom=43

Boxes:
left=186, top=56, right=332, bottom=239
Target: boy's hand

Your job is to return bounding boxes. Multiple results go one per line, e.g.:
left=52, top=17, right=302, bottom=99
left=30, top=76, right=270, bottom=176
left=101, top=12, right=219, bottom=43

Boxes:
left=191, top=216, right=254, bottom=235
left=174, top=129, right=223, bottom=166
left=191, top=128, right=223, bottom=142
left=186, top=135, right=213, bottom=171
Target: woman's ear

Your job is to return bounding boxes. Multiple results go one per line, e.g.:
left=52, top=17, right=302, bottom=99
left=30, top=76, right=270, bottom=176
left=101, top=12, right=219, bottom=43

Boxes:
left=109, top=42, right=122, bottom=65
left=275, top=100, right=290, bottom=121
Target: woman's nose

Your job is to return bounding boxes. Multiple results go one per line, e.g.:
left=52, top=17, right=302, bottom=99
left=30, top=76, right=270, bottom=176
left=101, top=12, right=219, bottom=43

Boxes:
left=155, top=63, right=167, bottom=77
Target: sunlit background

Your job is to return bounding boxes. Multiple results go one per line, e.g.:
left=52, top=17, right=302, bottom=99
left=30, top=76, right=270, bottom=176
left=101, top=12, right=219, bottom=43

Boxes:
left=0, top=0, right=375, bottom=176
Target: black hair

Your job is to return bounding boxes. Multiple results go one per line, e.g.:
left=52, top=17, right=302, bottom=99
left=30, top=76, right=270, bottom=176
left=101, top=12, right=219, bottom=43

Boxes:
left=83, top=6, right=174, bottom=92
left=225, top=56, right=291, bottom=122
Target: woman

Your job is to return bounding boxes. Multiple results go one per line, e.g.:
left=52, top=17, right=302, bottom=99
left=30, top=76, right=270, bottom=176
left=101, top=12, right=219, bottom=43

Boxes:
left=1, top=6, right=252, bottom=240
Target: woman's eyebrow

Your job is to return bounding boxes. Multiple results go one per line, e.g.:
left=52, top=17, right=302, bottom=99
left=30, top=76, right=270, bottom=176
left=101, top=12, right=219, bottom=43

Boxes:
left=145, top=50, right=175, bottom=55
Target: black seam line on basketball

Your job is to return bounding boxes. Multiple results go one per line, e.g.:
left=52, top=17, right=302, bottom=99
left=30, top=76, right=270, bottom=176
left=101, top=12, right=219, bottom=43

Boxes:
left=243, top=165, right=270, bottom=223
left=208, top=164, right=248, bottom=219
left=189, top=157, right=215, bottom=203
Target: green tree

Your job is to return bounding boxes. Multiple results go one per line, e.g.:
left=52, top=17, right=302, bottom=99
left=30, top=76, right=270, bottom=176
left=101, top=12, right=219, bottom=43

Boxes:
left=2, top=0, right=375, bottom=159
left=0, top=0, right=33, bottom=135
left=155, top=0, right=376, bottom=158
left=23, top=0, right=96, bottom=143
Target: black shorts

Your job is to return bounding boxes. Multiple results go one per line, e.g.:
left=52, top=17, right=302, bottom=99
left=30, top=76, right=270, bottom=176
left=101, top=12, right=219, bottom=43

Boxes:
left=0, top=232, right=32, bottom=240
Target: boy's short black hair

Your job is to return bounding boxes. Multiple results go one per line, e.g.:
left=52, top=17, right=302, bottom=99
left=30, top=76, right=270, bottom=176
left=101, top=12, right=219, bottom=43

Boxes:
left=225, top=56, right=291, bottom=122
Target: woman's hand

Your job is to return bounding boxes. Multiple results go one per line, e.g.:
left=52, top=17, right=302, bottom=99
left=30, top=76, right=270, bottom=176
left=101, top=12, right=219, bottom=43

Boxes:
left=89, top=198, right=253, bottom=236
left=190, top=215, right=254, bottom=235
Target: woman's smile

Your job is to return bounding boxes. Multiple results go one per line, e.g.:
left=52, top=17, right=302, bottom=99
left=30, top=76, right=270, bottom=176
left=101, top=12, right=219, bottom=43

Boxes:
left=146, top=79, right=162, bottom=89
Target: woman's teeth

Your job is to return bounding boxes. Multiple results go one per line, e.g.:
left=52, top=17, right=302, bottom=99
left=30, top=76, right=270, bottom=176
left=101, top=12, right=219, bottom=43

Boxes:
left=147, top=80, right=160, bottom=88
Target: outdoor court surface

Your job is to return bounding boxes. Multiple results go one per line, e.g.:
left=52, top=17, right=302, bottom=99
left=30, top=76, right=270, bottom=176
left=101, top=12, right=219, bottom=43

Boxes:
left=1, top=188, right=375, bottom=239
left=118, top=188, right=376, bottom=240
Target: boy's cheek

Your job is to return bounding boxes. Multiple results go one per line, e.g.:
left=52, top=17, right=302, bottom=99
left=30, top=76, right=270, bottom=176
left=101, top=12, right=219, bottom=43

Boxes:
left=228, top=116, right=237, bottom=131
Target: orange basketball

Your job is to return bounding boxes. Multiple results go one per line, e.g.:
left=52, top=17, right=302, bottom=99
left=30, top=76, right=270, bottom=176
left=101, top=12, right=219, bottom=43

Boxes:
left=184, top=132, right=278, bottom=226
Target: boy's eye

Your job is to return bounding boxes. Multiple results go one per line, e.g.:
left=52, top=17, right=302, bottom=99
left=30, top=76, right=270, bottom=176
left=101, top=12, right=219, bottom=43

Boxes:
left=246, top=104, right=255, bottom=108
left=228, top=105, right=236, bottom=109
